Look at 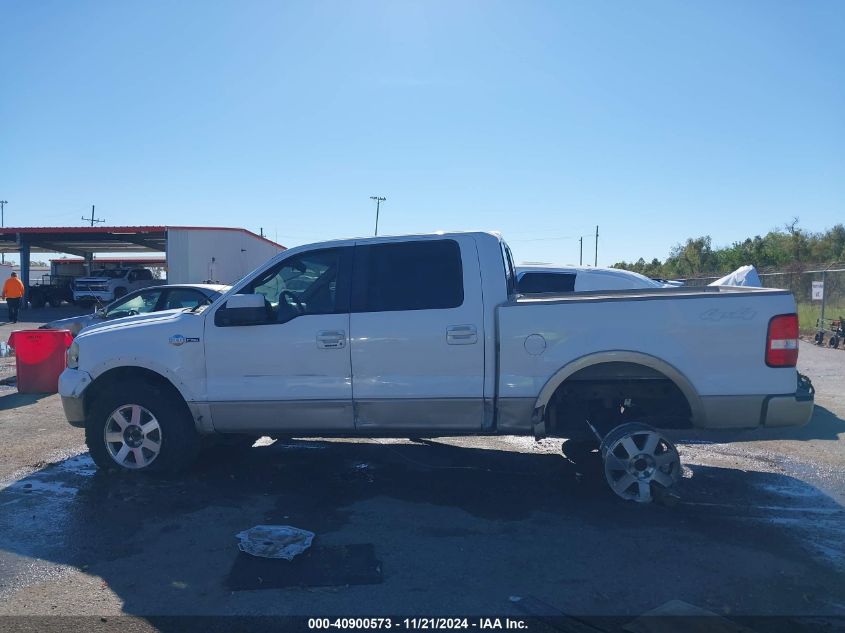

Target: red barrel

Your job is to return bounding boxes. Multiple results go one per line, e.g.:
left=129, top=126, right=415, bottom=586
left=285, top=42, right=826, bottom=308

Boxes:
left=7, top=330, right=74, bottom=394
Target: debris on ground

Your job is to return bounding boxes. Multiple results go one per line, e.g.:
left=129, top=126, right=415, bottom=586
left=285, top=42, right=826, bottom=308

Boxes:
left=622, top=600, right=758, bottom=633
left=235, top=525, right=315, bottom=560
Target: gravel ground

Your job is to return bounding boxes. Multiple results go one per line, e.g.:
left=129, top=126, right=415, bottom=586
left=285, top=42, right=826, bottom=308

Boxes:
left=0, top=304, right=842, bottom=630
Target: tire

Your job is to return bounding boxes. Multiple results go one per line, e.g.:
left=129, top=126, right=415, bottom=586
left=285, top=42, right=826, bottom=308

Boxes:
left=830, top=336, right=840, bottom=349
left=48, top=296, right=62, bottom=308
left=561, top=439, right=601, bottom=469
left=113, top=287, right=127, bottom=299
left=30, top=293, right=46, bottom=309
left=85, top=381, right=200, bottom=473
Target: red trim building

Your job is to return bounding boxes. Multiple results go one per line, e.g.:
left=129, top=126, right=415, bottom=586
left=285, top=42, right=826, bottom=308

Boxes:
left=0, top=226, right=286, bottom=301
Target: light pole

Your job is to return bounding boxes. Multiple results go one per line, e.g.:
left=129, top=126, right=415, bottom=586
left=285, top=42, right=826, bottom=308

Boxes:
left=0, top=200, right=7, bottom=264
left=370, top=196, right=386, bottom=236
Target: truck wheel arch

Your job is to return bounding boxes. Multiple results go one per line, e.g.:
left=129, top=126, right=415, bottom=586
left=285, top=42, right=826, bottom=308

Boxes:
left=84, top=366, right=192, bottom=423
left=534, top=351, right=705, bottom=427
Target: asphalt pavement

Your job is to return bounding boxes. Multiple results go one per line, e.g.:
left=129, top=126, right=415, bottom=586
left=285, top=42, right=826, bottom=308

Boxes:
left=0, top=304, right=843, bottom=631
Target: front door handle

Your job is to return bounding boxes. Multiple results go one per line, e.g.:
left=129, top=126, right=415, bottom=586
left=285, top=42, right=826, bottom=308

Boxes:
left=316, top=330, right=346, bottom=349
left=446, top=324, right=478, bottom=345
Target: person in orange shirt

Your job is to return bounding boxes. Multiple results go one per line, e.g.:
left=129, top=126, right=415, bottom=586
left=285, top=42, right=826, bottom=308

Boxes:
left=3, top=272, right=25, bottom=323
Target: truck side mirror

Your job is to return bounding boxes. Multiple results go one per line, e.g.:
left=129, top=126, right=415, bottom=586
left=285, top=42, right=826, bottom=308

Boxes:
left=214, top=294, right=270, bottom=327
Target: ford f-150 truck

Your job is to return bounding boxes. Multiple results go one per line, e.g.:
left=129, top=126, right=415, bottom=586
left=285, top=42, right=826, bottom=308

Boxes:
left=59, top=232, right=814, bottom=501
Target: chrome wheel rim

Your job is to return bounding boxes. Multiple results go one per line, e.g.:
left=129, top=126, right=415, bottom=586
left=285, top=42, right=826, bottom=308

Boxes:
left=601, top=424, right=680, bottom=503
left=104, top=404, right=162, bottom=470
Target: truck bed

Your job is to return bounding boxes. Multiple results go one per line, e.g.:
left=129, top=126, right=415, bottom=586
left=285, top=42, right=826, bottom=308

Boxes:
left=497, top=285, right=800, bottom=430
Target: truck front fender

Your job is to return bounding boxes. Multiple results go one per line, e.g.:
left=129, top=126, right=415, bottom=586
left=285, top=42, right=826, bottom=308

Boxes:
left=88, top=357, right=199, bottom=404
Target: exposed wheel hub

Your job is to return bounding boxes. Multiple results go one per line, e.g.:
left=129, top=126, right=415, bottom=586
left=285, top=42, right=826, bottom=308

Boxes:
left=123, top=425, right=144, bottom=448
left=630, top=454, right=656, bottom=479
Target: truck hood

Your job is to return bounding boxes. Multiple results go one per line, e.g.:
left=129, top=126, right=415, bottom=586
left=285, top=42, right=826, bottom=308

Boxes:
left=76, top=309, right=193, bottom=338
left=74, top=277, right=114, bottom=284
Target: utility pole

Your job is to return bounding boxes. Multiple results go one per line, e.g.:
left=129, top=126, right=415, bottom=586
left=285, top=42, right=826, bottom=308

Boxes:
left=0, top=200, right=6, bottom=264
left=594, top=225, right=599, bottom=267
left=82, top=205, right=105, bottom=227
left=370, top=196, right=386, bottom=236
left=579, top=236, right=583, bottom=266
left=260, top=227, right=264, bottom=238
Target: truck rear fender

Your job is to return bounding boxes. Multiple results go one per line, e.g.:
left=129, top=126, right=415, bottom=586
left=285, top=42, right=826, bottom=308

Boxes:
left=531, top=351, right=705, bottom=437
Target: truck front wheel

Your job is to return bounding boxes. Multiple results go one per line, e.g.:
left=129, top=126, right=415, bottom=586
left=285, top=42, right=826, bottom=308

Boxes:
left=85, top=382, right=200, bottom=473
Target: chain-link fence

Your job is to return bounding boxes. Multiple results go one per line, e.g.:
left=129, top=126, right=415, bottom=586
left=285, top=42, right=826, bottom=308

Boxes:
left=678, top=264, right=845, bottom=337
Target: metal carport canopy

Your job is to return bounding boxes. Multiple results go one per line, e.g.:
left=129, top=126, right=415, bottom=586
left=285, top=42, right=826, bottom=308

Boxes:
left=0, top=226, right=168, bottom=256
left=0, top=226, right=284, bottom=304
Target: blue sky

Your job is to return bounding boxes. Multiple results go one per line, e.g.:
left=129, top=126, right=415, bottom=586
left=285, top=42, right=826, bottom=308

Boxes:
left=1, top=0, right=843, bottom=266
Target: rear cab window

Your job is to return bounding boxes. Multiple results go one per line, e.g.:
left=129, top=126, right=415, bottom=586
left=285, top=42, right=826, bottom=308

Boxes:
left=500, top=240, right=517, bottom=298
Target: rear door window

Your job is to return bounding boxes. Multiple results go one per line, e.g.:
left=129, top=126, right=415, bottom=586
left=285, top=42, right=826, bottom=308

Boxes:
left=352, top=239, right=464, bottom=312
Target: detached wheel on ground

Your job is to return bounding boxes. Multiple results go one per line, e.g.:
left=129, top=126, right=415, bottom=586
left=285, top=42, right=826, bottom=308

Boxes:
left=600, top=422, right=681, bottom=503
left=85, top=382, right=200, bottom=473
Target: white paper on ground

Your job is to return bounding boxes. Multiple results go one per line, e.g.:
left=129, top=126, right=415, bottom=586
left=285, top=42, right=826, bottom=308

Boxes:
left=236, top=525, right=315, bottom=560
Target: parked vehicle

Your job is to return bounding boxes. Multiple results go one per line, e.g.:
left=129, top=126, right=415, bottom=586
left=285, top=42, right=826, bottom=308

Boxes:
left=41, top=284, right=228, bottom=336
left=59, top=231, right=813, bottom=501
left=515, top=265, right=672, bottom=294
left=72, top=268, right=164, bottom=304
left=28, top=274, right=75, bottom=308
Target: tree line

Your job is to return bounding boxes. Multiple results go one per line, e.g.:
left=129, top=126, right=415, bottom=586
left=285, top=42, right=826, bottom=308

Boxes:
left=613, top=221, right=845, bottom=279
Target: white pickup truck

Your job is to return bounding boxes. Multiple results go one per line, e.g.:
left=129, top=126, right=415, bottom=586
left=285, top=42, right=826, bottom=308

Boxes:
left=59, top=231, right=813, bottom=500
left=72, top=267, right=163, bottom=304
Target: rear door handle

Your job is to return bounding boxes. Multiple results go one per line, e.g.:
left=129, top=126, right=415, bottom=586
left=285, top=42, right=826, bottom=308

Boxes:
left=447, top=324, right=478, bottom=345
left=316, top=330, right=346, bottom=349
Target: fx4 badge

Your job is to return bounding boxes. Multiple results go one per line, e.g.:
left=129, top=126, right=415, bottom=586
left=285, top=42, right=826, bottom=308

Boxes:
left=700, top=307, right=756, bottom=321
left=169, top=335, right=200, bottom=346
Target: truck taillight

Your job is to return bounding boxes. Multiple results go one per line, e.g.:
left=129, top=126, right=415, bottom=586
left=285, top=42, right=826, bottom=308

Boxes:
left=766, top=314, right=799, bottom=367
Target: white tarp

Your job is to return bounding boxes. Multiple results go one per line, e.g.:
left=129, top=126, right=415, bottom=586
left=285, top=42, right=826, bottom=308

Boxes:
left=708, top=265, right=762, bottom=288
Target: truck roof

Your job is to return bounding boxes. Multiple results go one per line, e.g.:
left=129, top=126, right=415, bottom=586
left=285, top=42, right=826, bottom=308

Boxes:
left=275, top=231, right=503, bottom=255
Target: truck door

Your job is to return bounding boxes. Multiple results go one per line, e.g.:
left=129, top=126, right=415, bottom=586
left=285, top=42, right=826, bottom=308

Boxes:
left=204, top=246, right=354, bottom=433
left=349, top=236, right=485, bottom=431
